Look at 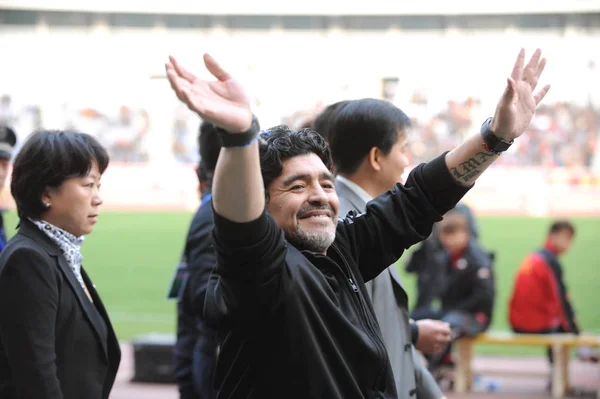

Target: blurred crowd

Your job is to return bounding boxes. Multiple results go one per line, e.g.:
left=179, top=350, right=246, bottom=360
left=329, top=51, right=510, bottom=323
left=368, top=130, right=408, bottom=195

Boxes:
left=406, top=99, right=599, bottom=168
left=2, top=93, right=599, bottom=168
left=289, top=98, right=600, bottom=168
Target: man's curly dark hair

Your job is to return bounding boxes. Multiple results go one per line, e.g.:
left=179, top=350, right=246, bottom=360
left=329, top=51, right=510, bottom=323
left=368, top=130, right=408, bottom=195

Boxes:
left=258, top=125, right=333, bottom=200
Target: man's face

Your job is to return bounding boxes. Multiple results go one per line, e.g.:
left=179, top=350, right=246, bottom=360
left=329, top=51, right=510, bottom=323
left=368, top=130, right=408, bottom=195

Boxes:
left=267, top=153, right=339, bottom=254
left=0, top=158, right=10, bottom=191
left=373, top=131, right=410, bottom=194
left=550, top=230, right=574, bottom=255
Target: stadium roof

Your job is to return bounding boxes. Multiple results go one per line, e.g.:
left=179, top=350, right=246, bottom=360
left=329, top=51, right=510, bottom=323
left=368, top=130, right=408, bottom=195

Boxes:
left=1, top=0, right=599, bottom=15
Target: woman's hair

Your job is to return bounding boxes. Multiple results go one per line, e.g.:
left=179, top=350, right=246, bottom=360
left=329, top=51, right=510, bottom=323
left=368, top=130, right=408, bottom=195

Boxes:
left=11, top=130, right=109, bottom=219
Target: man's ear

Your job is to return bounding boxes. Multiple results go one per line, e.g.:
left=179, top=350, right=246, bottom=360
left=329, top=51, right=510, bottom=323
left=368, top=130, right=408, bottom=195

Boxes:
left=367, top=147, right=383, bottom=172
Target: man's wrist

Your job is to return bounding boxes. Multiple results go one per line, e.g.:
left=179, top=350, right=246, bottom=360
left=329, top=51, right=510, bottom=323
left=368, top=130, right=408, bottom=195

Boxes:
left=216, top=115, right=260, bottom=148
left=482, top=117, right=513, bottom=154
left=230, top=112, right=254, bottom=134
left=488, top=119, right=511, bottom=142
left=212, top=110, right=254, bottom=135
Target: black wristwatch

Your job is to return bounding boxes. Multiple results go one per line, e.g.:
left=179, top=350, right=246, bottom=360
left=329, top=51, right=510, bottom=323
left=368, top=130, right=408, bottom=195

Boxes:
left=480, top=117, right=513, bottom=155
left=216, top=115, right=260, bottom=148
left=410, top=321, right=419, bottom=345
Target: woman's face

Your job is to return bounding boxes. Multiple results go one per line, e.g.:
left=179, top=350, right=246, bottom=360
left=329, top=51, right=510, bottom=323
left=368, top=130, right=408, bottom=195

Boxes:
left=42, top=161, right=103, bottom=237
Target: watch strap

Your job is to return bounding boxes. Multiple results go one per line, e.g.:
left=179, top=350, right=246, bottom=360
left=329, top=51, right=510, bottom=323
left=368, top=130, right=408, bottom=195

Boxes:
left=480, top=117, right=513, bottom=155
left=217, top=115, right=260, bottom=148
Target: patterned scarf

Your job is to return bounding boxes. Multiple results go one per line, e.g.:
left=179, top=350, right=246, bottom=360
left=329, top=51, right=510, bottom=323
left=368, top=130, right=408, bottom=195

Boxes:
left=30, top=219, right=86, bottom=290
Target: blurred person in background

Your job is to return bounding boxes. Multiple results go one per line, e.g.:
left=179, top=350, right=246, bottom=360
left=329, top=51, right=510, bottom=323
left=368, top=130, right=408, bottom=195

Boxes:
left=509, top=220, right=598, bottom=371
left=409, top=207, right=495, bottom=376
left=509, top=221, right=578, bottom=336
left=327, top=98, right=449, bottom=399
left=169, top=121, right=222, bottom=399
left=0, top=130, right=120, bottom=398
left=0, top=95, right=15, bottom=127
left=173, top=108, right=201, bottom=163
left=0, top=125, right=17, bottom=252
left=406, top=203, right=481, bottom=319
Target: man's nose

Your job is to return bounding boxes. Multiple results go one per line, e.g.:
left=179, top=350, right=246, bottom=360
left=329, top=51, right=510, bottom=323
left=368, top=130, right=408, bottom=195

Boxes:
left=308, top=184, right=328, bottom=205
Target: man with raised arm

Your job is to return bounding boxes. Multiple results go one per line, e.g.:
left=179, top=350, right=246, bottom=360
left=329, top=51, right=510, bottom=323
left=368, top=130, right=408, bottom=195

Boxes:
left=165, top=49, right=550, bottom=399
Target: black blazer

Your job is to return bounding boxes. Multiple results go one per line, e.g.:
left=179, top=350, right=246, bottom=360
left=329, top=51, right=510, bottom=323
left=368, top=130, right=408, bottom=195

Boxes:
left=182, top=199, right=217, bottom=334
left=0, top=219, right=121, bottom=399
left=174, top=198, right=218, bottom=396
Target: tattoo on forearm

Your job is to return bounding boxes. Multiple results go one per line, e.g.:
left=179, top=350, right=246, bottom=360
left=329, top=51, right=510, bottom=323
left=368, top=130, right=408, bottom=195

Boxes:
left=460, top=169, right=481, bottom=181
left=450, top=151, right=495, bottom=183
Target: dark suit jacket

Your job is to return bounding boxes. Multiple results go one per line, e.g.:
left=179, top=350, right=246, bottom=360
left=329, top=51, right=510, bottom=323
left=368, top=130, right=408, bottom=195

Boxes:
left=0, top=219, right=121, bottom=399
left=181, top=198, right=217, bottom=352
left=174, top=197, right=219, bottom=398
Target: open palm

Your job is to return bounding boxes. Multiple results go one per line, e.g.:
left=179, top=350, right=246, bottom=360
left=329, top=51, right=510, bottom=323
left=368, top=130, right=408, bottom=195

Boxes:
left=165, top=54, right=253, bottom=133
left=491, top=49, right=551, bottom=141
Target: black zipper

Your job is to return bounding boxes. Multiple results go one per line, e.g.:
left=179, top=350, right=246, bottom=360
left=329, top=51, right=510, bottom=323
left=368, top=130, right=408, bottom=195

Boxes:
left=348, top=278, right=359, bottom=293
left=331, top=245, right=389, bottom=396
left=324, top=245, right=359, bottom=293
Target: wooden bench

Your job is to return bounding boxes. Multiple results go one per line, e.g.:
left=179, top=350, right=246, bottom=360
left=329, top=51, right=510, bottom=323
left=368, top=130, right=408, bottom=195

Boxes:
left=455, top=332, right=600, bottom=398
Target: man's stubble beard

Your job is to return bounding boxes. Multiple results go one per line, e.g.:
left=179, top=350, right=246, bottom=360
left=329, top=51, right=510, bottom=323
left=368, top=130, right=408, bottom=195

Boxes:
left=285, top=221, right=336, bottom=253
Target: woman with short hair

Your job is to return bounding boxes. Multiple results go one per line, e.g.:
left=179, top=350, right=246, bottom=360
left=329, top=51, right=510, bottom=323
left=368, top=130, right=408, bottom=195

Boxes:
left=0, top=130, right=121, bottom=399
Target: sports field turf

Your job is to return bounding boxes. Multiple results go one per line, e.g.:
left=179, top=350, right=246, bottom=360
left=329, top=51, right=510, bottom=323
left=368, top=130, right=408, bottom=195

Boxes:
left=4, top=211, right=599, bottom=355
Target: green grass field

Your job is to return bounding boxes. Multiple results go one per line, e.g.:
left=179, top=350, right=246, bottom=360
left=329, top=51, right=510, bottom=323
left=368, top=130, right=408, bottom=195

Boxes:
left=4, top=211, right=599, bottom=355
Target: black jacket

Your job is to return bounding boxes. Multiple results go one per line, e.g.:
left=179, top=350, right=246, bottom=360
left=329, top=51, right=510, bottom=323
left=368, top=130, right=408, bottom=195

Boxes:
left=405, top=203, right=482, bottom=311
left=204, top=154, right=470, bottom=399
left=0, top=220, right=121, bottom=399
left=173, top=197, right=219, bottom=398
left=181, top=197, right=219, bottom=351
left=404, top=235, right=447, bottom=310
left=441, top=242, right=495, bottom=321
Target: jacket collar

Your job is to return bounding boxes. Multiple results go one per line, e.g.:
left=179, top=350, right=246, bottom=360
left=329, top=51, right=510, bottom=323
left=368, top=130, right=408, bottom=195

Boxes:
left=18, top=218, right=61, bottom=256
left=335, top=177, right=369, bottom=213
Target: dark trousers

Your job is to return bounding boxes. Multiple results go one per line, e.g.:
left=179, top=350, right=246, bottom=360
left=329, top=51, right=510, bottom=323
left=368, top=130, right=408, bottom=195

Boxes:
left=174, top=303, right=217, bottom=399
left=192, top=346, right=218, bottom=399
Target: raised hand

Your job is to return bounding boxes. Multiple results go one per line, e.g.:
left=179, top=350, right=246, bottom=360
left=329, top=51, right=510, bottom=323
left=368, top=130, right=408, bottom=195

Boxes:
left=490, top=48, right=551, bottom=141
left=165, top=54, right=253, bottom=133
